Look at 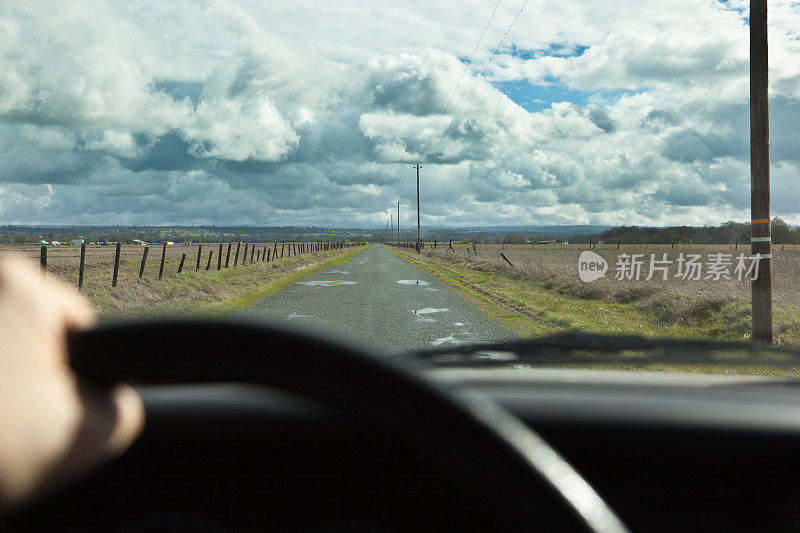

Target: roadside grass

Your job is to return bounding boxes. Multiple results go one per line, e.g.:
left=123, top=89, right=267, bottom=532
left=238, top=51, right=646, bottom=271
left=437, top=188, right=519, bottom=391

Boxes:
left=391, top=246, right=800, bottom=377
left=48, top=246, right=368, bottom=321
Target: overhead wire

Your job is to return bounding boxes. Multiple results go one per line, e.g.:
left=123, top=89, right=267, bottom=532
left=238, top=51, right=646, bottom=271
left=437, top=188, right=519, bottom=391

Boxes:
left=417, top=0, right=504, bottom=160
left=425, top=0, right=529, bottom=160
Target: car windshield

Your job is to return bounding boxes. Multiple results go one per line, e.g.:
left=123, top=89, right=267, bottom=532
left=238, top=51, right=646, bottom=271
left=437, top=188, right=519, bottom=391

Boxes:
left=1, top=0, right=799, bottom=377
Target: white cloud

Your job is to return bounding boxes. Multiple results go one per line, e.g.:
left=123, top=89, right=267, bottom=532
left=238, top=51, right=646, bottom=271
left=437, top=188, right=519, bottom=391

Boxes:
left=0, top=0, right=798, bottom=227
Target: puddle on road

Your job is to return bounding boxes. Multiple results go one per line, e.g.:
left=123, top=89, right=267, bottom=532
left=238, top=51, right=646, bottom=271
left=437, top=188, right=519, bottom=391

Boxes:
left=430, top=335, right=461, bottom=346
left=397, top=279, right=430, bottom=286
left=298, top=280, right=358, bottom=287
left=413, top=308, right=449, bottom=315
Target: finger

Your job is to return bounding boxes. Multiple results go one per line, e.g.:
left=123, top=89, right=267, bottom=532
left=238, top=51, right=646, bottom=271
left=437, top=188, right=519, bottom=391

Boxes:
left=104, top=384, right=145, bottom=455
left=75, top=382, right=145, bottom=461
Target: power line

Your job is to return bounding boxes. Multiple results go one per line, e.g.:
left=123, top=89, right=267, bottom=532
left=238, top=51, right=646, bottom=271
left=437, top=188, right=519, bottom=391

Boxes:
left=426, top=0, right=529, bottom=160
left=418, top=0, right=503, bottom=159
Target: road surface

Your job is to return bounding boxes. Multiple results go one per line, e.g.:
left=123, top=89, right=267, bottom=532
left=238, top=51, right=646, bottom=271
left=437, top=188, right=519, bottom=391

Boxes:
left=238, top=244, right=512, bottom=353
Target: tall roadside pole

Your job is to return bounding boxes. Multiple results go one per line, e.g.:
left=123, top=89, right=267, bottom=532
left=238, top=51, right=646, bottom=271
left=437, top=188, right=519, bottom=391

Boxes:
left=390, top=214, right=393, bottom=244
left=414, top=163, right=422, bottom=253
left=397, top=201, right=401, bottom=245
left=750, top=0, right=772, bottom=343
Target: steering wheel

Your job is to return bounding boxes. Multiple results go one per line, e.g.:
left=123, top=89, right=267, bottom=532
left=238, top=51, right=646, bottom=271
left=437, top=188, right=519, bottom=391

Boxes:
left=63, top=320, right=626, bottom=532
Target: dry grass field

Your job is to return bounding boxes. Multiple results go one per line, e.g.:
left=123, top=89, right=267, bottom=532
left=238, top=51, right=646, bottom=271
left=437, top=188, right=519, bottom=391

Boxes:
left=430, top=242, right=800, bottom=309
left=401, top=242, right=800, bottom=345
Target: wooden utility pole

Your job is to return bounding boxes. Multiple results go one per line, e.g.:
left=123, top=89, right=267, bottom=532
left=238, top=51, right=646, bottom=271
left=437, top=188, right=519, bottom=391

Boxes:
left=750, top=0, right=772, bottom=342
left=414, top=163, right=422, bottom=253
left=390, top=214, right=393, bottom=243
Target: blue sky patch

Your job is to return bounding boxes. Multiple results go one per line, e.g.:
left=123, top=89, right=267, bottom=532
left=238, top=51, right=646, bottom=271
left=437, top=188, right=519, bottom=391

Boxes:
left=493, top=78, right=634, bottom=113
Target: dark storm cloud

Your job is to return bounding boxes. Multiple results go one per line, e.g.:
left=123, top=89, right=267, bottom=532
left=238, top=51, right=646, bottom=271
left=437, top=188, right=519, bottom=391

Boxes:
left=662, top=129, right=742, bottom=163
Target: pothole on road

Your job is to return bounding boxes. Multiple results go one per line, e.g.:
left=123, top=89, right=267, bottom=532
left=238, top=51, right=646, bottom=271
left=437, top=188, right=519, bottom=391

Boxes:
left=412, top=308, right=449, bottom=315
left=397, top=279, right=430, bottom=286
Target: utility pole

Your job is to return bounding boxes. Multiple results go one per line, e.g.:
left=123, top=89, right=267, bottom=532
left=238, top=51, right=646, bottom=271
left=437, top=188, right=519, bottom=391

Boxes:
left=390, top=214, right=393, bottom=244
left=414, top=163, right=422, bottom=253
left=750, top=0, right=772, bottom=342
left=396, top=201, right=401, bottom=245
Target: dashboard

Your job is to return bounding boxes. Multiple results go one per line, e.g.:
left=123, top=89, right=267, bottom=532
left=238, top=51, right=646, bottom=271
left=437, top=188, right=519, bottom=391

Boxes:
left=7, top=368, right=800, bottom=532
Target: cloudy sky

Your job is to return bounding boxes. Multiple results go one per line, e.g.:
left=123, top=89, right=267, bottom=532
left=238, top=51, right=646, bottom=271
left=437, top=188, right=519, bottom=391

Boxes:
left=1, top=0, right=799, bottom=228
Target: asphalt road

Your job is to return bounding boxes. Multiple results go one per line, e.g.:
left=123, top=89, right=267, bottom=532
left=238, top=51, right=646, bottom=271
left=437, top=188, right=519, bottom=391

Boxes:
left=237, top=244, right=513, bottom=354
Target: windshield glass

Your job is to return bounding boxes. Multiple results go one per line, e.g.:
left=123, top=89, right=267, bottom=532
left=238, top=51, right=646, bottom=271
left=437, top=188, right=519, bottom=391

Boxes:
left=1, top=0, right=799, bottom=376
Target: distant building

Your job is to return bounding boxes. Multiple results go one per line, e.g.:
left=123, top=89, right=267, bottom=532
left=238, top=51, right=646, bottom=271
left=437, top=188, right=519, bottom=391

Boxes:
left=129, top=239, right=147, bottom=246
left=70, top=238, right=84, bottom=246
left=38, top=240, right=48, bottom=245
left=163, top=241, right=174, bottom=246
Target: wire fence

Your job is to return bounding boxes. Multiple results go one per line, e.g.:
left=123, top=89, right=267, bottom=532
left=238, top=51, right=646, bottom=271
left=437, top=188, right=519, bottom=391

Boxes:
left=0, top=241, right=365, bottom=289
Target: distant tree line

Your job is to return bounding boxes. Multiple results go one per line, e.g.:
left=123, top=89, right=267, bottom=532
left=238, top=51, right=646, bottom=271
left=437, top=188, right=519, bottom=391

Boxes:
left=565, top=219, right=796, bottom=245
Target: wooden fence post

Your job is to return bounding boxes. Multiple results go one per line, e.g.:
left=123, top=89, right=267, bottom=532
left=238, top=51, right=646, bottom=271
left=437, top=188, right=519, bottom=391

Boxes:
left=280, top=243, right=285, bottom=258
left=256, top=250, right=260, bottom=262
left=234, top=242, right=241, bottom=266
left=499, top=252, right=514, bottom=267
left=78, top=243, right=86, bottom=289
left=158, top=242, right=167, bottom=280
left=112, top=243, right=121, bottom=287
left=206, top=250, right=213, bottom=271
left=196, top=245, right=202, bottom=272
left=218, top=244, right=223, bottom=270
left=225, top=243, right=231, bottom=268
left=267, top=249, right=271, bottom=262
left=434, top=240, right=437, bottom=249
left=138, top=246, right=148, bottom=278
left=262, top=246, right=267, bottom=261
left=178, top=253, right=186, bottom=273
left=40, top=245, right=47, bottom=278
left=242, top=243, right=248, bottom=264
